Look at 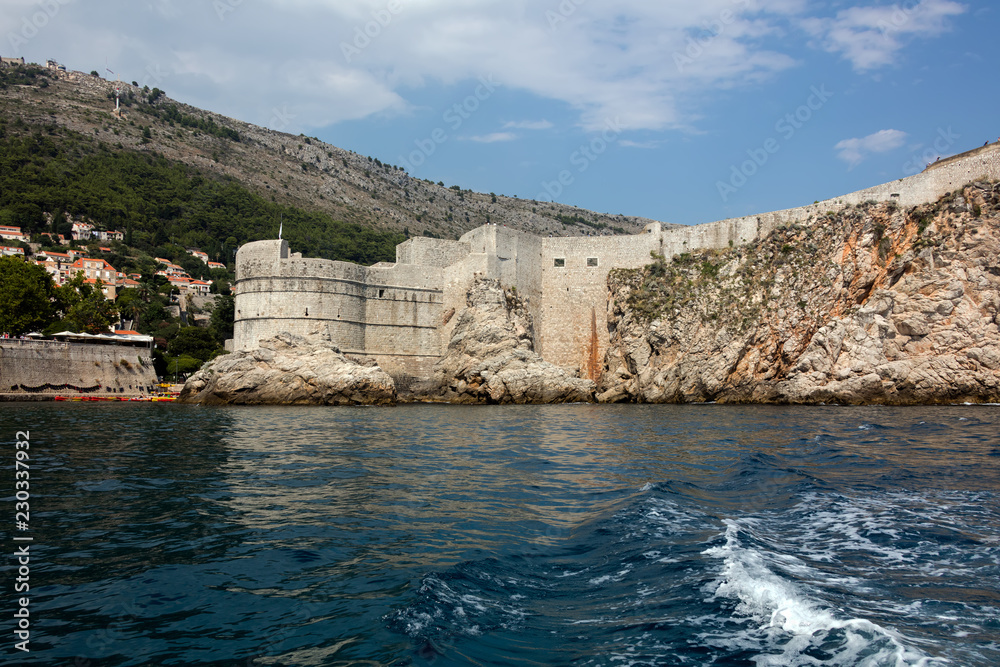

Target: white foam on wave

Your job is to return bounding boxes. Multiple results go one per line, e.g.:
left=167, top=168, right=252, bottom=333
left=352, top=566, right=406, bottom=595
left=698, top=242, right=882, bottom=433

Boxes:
left=588, top=566, right=632, bottom=586
left=704, top=520, right=945, bottom=666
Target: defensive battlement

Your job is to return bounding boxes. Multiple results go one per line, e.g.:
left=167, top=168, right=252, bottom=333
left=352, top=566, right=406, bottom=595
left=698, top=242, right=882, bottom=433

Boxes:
left=232, top=143, right=1000, bottom=383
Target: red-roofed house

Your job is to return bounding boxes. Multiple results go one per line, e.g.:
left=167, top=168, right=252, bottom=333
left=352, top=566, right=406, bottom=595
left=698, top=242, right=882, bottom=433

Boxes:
left=71, top=222, right=94, bottom=241
left=0, top=245, right=25, bottom=257
left=70, top=258, right=119, bottom=283
left=188, top=279, right=212, bottom=295
left=84, top=278, right=117, bottom=299
left=35, top=251, right=75, bottom=284
left=94, top=230, right=124, bottom=242
left=0, top=225, right=25, bottom=242
left=189, top=249, right=209, bottom=263
left=208, top=261, right=227, bottom=270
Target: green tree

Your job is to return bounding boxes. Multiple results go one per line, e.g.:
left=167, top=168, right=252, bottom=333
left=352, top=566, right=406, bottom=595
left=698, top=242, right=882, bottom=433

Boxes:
left=167, top=326, right=219, bottom=361
left=209, top=294, right=234, bottom=345
left=65, top=281, right=119, bottom=334
left=0, top=256, right=57, bottom=335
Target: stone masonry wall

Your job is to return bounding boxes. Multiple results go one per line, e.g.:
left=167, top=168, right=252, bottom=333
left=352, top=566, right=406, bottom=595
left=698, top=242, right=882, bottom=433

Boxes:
left=660, top=143, right=1000, bottom=258
left=0, top=340, right=157, bottom=395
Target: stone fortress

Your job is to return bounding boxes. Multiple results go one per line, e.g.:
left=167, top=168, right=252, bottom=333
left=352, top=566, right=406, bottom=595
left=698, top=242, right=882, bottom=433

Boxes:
left=233, top=143, right=1000, bottom=384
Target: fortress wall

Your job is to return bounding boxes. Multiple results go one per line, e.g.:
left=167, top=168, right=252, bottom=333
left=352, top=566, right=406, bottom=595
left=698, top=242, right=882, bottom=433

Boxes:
left=234, top=275, right=367, bottom=351
left=536, top=232, right=661, bottom=378
left=362, top=264, right=444, bottom=362
left=662, top=145, right=1000, bottom=260
left=235, top=241, right=370, bottom=351
left=0, top=340, right=157, bottom=394
left=396, top=237, right=471, bottom=268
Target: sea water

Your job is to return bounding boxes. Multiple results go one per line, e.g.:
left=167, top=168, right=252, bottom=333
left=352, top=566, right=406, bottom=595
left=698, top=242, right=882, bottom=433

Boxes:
left=1, top=403, right=998, bottom=666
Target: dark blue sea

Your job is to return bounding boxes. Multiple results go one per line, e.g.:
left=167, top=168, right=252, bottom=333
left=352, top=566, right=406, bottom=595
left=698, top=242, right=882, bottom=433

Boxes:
left=2, top=403, right=999, bottom=666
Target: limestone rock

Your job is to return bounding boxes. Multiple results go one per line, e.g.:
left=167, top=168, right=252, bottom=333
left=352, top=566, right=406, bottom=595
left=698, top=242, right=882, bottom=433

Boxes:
left=600, top=183, right=1000, bottom=405
left=179, top=329, right=395, bottom=405
left=422, top=279, right=596, bottom=404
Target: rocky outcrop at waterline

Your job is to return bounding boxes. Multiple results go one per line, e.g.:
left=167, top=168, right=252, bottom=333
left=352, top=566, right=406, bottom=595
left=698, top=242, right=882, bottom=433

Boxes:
left=418, top=279, right=596, bottom=404
left=178, top=329, right=396, bottom=405
left=599, top=182, right=1000, bottom=405
left=180, top=280, right=595, bottom=406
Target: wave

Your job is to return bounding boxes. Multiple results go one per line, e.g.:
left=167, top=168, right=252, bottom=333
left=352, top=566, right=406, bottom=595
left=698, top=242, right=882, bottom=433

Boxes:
left=704, top=520, right=945, bottom=666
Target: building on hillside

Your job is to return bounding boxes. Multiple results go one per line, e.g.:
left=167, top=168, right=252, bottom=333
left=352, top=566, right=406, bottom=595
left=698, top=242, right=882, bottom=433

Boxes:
left=35, top=251, right=75, bottom=284
left=0, top=246, right=25, bottom=257
left=85, top=278, right=117, bottom=300
left=71, top=222, right=94, bottom=240
left=155, top=258, right=189, bottom=278
left=0, top=56, right=25, bottom=67
left=93, top=230, right=124, bottom=242
left=188, top=279, right=212, bottom=295
left=189, top=249, right=209, bottom=263
left=233, top=143, right=1000, bottom=383
left=208, top=261, right=227, bottom=270
left=0, top=226, right=25, bottom=242
left=70, top=258, right=119, bottom=283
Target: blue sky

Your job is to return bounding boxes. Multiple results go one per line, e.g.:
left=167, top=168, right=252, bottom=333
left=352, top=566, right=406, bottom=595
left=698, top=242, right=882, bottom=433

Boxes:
left=3, top=0, right=996, bottom=226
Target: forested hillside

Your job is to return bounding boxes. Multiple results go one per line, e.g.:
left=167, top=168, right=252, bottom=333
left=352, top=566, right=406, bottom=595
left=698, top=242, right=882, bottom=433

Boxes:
left=0, top=121, right=403, bottom=266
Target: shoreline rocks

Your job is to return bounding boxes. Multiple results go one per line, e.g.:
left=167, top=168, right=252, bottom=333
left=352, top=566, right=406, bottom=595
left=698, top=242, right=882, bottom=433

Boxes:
left=178, top=329, right=396, bottom=405
left=416, top=279, right=596, bottom=404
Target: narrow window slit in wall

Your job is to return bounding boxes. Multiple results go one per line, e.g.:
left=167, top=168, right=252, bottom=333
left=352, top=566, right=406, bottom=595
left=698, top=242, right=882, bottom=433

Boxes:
left=587, top=257, right=598, bottom=267
left=554, top=258, right=565, bottom=268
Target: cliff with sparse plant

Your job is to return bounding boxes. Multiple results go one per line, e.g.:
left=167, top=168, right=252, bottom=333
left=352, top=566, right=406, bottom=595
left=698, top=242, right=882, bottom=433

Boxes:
left=599, top=181, right=1000, bottom=404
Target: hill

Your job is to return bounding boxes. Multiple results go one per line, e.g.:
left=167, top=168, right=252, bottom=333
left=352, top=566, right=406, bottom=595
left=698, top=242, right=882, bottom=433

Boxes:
left=0, top=63, right=657, bottom=252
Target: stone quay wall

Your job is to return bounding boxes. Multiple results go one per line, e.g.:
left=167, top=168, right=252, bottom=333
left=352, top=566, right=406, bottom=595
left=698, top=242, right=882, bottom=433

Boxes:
left=232, top=145, right=1000, bottom=383
left=0, top=339, right=157, bottom=396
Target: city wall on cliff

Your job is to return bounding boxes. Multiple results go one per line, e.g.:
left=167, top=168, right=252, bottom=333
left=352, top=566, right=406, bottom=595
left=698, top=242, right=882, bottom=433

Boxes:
left=232, top=144, right=1000, bottom=384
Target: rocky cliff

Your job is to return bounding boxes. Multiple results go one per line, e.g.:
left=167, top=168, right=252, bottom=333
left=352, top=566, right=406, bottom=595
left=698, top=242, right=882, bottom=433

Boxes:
left=179, top=329, right=395, bottom=405
left=600, top=181, right=1000, bottom=404
left=416, top=279, right=596, bottom=404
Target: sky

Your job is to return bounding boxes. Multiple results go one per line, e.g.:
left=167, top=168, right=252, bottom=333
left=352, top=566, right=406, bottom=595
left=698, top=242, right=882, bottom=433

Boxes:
left=2, top=0, right=997, bottom=226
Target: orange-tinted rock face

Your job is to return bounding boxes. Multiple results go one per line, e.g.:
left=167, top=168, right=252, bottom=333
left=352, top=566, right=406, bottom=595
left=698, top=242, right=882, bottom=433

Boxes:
left=601, top=182, right=1000, bottom=405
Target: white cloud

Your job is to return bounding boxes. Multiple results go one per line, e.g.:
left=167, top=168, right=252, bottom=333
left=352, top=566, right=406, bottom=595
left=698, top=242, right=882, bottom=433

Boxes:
left=465, top=132, right=517, bottom=143
left=2, top=0, right=968, bottom=135
left=619, top=140, right=663, bottom=149
left=835, top=129, right=908, bottom=167
left=803, top=0, right=966, bottom=71
left=502, top=120, right=553, bottom=130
